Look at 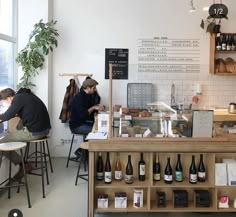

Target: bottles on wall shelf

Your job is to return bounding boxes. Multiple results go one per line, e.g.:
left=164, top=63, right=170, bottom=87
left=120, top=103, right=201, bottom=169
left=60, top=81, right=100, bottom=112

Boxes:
left=213, top=33, right=236, bottom=75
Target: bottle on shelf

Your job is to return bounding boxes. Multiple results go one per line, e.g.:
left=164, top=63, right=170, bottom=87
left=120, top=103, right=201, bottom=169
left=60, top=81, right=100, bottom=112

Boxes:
left=138, top=152, right=146, bottom=181
left=104, top=152, right=112, bottom=184
left=164, top=157, right=173, bottom=184
left=125, top=155, right=134, bottom=184
left=197, top=154, right=206, bottom=182
left=175, top=154, right=183, bottom=182
left=221, top=34, right=227, bottom=51
left=189, top=155, right=197, bottom=184
left=231, top=35, right=236, bottom=51
left=215, top=33, right=222, bottom=51
left=226, top=34, right=232, bottom=51
left=96, top=152, right=104, bottom=181
left=153, top=153, right=161, bottom=181
left=114, top=152, right=122, bottom=181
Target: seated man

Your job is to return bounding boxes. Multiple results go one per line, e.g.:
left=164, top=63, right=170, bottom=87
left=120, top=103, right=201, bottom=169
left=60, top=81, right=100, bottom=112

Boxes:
left=69, top=78, right=105, bottom=156
left=0, top=88, right=51, bottom=179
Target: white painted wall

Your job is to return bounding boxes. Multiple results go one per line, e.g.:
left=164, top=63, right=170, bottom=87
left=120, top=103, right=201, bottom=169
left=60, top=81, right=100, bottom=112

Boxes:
left=19, top=0, right=236, bottom=157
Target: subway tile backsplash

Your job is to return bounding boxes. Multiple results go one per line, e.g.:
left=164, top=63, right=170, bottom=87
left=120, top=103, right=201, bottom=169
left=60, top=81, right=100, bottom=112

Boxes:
left=113, top=69, right=236, bottom=109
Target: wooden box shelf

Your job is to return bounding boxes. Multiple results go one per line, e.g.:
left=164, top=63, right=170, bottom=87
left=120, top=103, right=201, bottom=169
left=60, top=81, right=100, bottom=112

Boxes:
left=210, top=33, right=236, bottom=75
left=88, top=138, right=236, bottom=217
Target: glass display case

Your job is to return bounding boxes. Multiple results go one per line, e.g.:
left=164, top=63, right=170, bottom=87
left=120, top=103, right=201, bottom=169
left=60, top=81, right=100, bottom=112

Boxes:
left=113, top=102, right=192, bottom=138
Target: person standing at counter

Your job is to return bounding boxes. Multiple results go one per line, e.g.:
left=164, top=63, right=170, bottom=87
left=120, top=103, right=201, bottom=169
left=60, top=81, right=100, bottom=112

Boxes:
left=0, top=87, right=51, bottom=179
left=69, top=77, right=105, bottom=136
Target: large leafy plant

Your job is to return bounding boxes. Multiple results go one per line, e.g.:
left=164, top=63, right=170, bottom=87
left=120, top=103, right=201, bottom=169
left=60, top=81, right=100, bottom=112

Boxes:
left=16, top=19, right=59, bottom=89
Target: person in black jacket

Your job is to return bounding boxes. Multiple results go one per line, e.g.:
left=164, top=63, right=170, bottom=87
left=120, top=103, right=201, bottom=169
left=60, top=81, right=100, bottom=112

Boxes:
left=0, top=88, right=51, bottom=178
left=69, top=78, right=104, bottom=135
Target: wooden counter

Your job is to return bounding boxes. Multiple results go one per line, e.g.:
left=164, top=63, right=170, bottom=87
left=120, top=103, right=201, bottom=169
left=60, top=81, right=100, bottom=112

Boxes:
left=214, top=110, right=236, bottom=122
left=88, top=137, right=236, bottom=217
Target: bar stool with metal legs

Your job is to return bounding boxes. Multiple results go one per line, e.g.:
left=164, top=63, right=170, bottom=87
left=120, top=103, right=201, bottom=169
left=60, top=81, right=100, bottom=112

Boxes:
left=75, top=141, right=88, bottom=185
left=66, top=133, right=87, bottom=167
left=24, top=137, right=52, bottom=198
left=0, top=142, right=31, bottom=208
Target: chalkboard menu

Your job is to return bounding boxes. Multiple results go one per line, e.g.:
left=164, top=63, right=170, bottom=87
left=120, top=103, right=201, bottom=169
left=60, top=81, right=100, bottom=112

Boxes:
left=105, top=48, right=129, bottom=79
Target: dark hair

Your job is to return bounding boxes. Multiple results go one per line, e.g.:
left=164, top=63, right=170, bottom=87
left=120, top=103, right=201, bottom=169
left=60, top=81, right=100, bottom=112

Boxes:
left=0, top=88, right=16, bottom=100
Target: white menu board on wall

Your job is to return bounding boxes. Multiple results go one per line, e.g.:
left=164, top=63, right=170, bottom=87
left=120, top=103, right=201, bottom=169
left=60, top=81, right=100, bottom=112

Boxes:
left=192, top=110, right=213, bottom=138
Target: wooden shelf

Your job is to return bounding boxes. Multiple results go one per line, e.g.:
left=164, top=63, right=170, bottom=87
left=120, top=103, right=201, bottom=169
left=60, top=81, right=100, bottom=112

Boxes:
left=88, top=140, right=236, bottom=217
left=209, top=33, right=236, bottom=75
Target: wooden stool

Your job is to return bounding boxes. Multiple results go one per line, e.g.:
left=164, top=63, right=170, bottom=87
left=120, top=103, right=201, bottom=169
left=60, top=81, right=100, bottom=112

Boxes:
left=66, top=133, right=87, bottom=168
left=75, top=142, right=88, bottom=185
left=24, top=137, right=52, bottom=198
left=0, top=142, right=31, bottom=208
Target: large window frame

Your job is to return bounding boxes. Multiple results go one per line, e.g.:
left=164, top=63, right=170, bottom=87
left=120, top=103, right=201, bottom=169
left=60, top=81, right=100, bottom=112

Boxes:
left=0, top=0, right=17, bottom=90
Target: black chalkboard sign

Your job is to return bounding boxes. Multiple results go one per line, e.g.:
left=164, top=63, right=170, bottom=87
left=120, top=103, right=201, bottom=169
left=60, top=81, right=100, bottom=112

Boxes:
left=209, top=4, right=228, bottom=19
left=105, top=48, right=128, bottom=79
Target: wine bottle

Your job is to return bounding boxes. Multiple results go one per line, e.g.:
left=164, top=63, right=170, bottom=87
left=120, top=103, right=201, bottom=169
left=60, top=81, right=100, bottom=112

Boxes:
left=197, top=154, right=206, bottom=182
left=138, top=152, right=146, bottom=181
left=96, top=152, right=104, bottom=180
left=226, top=34, right=232, bottom=51
left=189, top=155, right=197, bottom=184
left=104, top=152, right=112, bottom=184
left=221, top=34, right=227, bottom=50
left=175, top=154, right=183, bottom=182
left=125, top=155, right=133, bottom=184
left=164, top=157, right=173, bottom=184
left=215, top=33, right=222, bottom=51
left=232, top=35, right=236, bottom=50
left=153, top=153, right=161, bottom=181
left=114, top=153, right=122, bottom=181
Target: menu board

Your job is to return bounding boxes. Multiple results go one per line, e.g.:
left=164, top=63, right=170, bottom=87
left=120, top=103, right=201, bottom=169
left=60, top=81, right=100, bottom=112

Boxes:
left=105, top=48, right=128, bottom=79
left=192, top=110, right=213, bottom=138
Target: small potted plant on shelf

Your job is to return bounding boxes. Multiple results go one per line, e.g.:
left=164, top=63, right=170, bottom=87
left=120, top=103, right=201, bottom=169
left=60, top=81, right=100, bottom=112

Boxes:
left=16, top=19, right=59, bottom=89
left=200, top=3, right=228, bottom=34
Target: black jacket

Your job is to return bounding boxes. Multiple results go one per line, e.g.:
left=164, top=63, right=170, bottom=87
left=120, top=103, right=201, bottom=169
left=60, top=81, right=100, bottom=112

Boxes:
left=0, top=88, right=51, bottom=132
left=69, top=88, right=100, bottom=130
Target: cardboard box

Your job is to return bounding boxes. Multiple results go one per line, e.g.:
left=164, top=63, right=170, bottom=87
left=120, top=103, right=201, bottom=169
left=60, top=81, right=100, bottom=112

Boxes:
left=215, top=163, right=227, bottom=186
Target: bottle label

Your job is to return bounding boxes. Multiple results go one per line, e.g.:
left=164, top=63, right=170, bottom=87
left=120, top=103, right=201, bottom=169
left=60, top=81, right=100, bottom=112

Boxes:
left=198, top=171, right=206, bottom=178
left=139, top=165, right=145, bottom=176
left=222, top=43, right=226, bottom=50
left=164, top=174, right=173, bottom=181
left=189, top=174, right=197, bottom=182
left=125, top=174, right=133, bottom=184
left=96, top=172, right=104, bottom=180
left=115, top=171, right=122, bottom=180
left=216, top=45, right=221, bottom=50
left=153, top=173, right=161, bottom=181
left=104, top=172, right=112, bottom=183
left=175, top=171, right=183, bottom=181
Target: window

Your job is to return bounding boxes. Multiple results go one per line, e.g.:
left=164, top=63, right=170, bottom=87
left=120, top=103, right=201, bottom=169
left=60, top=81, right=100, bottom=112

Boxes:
left=0, top=0, right=17, bottom=90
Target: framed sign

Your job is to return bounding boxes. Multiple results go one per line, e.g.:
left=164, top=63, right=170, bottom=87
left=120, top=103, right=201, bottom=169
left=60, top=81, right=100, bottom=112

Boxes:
left=105, top=48, right=128, bottom=79
left=192, top=110, right=213, bottom=138
left=209, top=4, right=228, bottom=19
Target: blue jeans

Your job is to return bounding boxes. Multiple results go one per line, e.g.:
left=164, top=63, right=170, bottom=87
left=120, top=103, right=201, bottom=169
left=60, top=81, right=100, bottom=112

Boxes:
left=70, top=121, right=93, bottom=135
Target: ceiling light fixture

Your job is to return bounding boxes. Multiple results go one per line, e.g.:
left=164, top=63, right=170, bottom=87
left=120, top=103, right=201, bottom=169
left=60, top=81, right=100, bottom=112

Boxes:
left=189, top=0, right=196, bottom=12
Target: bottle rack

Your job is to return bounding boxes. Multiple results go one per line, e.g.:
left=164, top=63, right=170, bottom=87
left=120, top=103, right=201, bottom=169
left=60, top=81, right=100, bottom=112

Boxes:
left=88, top=138, right=236, bottom=217
left=210, top=33, right=236, bottom=75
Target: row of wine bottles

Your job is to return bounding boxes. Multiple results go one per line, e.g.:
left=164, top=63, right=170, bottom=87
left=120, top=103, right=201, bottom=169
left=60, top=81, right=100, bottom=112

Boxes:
left=160, top=154, right=206, bottom=184
left=96, top=152, right=206, bottom=184
left=97, top=152, right=145, bottom=184
left=215, top=33, right=236, bottom=51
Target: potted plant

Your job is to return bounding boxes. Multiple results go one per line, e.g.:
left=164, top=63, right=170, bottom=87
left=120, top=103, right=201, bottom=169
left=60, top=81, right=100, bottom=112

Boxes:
left=16, top=19, right=59, bottom=89
left=200, top=17, right=223, bottom=34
